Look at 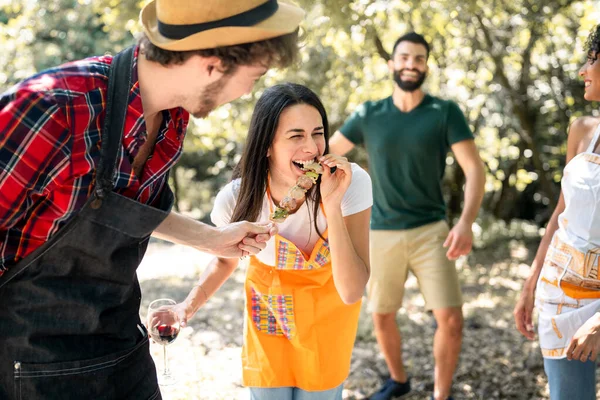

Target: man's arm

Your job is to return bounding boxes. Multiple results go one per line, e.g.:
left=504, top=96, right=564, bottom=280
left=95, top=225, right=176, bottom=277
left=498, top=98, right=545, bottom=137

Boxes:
left=329, top=131, right=356, bottom=156
left=451, top=139, right=485, bottom=227
left=443, top=139, right=485, bottom=260
left=152, top=211, right=276, bottom=258
left=0, top=92, right=69, bottom=230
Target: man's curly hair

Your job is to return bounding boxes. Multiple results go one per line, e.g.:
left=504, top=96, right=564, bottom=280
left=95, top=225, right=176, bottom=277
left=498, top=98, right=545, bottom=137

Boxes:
left=138, top=31, right=299, bottom=73
left=585, top=24, right=600, bottom=62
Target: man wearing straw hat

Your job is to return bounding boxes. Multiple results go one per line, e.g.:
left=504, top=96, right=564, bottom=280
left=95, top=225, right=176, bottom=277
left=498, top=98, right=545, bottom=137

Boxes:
left=0, top=1, right=304, bottom=398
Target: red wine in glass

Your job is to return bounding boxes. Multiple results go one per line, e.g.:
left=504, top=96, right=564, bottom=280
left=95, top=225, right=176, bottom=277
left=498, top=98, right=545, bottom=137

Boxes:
left=147, top=298, right=180, bottom=386
left=156, top=324, right=179, bottom=345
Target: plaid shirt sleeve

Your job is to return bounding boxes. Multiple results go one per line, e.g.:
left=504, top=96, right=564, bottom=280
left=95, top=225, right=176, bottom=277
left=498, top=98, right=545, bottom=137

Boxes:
left=0, top=88, right=70, bottom=231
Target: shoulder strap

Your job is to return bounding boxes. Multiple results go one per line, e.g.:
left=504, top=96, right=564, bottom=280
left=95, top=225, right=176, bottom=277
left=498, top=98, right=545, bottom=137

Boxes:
left=586, top=120, right=600, bottom=153
left=95, top=46, right=135, bottom=200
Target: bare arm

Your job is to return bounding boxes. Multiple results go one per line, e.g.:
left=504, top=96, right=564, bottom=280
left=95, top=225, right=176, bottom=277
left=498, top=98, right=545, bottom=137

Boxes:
left=319, top=154, right=370, bottom=304
left=325, top=206, right=371, bottom=304
left=451, top=139, right=486, bottom=227
left=443, top=139, right=485, bottom=259
left=175, top=256, right=240, bottom=326
left=514, top=116, right=596, bottom=339
left=329, top=131, right=356, bottom=155
left=152, top=212, right=219, bottom=251
left=525, top=193, right=566, bottom=289
left=152, top=211, right=276, bottom=258
left=522, top=117, right=596, bottom=290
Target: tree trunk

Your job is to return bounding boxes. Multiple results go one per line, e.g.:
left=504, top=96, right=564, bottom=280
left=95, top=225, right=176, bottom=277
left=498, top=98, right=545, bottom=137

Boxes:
left=492, top=159, right=519, bottom=220
left=447, top=163, right=466, bottom=222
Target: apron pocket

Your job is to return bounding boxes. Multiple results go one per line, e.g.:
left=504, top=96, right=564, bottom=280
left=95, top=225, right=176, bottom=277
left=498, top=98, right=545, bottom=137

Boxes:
left=13, top=336, right=160, bottom=400
left=250, top=286, right=296, bottom=339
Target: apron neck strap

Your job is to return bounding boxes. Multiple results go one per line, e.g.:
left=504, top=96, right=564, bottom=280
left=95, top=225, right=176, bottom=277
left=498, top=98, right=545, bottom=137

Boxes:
left=95, top=46, right=135, bottom=200
left=586, top=121, right=600, bottom=153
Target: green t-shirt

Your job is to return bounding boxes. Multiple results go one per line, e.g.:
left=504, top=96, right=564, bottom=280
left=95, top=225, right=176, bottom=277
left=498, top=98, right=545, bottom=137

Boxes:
left=340, top=94, right=474, bottom=230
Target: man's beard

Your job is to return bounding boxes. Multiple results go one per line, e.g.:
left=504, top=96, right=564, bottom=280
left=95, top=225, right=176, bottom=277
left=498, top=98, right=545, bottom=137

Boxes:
left=393, top=68, right=427, bottom=92
left=191, top=76, right=228, bottom=119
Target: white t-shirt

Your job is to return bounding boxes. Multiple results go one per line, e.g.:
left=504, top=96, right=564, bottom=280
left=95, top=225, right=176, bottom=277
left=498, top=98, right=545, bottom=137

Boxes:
left=211, top=163, right=373, bottom=266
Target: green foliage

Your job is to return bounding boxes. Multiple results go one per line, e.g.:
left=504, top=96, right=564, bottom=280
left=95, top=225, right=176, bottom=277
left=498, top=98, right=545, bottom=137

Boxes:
left=1, top=0, right=598, bottom=224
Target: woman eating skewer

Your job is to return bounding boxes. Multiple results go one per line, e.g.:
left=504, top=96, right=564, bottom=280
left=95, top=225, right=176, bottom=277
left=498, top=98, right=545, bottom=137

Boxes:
left=175, top=83, right=372, bottom=400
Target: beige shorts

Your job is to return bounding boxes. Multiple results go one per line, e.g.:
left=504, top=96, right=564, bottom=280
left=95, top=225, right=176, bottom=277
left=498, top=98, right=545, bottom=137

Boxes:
left=367, top=220, right=463, bottom=313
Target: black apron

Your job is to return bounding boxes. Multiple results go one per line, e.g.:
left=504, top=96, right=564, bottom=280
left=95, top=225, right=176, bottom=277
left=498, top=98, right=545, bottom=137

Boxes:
left=0, top=47, right=172, bottom=400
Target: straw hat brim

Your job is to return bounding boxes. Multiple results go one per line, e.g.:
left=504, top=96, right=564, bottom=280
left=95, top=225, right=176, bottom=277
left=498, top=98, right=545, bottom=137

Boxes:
left=140, top=1, right=304, bottom=51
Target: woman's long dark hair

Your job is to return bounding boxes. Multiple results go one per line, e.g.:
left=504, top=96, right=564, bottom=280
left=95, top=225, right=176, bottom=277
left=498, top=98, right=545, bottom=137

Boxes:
left=230, top=83, right=330, bottom=239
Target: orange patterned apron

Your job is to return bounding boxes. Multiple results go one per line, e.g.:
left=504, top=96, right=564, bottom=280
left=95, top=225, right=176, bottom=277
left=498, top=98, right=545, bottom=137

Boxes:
left=242, top=200, right=362, bottom=390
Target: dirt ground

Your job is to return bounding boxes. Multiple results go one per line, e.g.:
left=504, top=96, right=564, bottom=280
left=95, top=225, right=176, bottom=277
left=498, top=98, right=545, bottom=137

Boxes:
left=137, top=233, right=599, bottom=400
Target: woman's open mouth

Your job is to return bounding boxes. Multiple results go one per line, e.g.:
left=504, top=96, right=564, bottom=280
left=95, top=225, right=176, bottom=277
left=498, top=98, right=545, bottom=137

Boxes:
left=292, top=158, right=316, bottom=171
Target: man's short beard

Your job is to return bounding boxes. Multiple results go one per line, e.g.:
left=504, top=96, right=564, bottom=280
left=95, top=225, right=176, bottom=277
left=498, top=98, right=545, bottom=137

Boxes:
left=192, top=76, right=228, bottom=119
left=393, top=69, right=427, bottom=92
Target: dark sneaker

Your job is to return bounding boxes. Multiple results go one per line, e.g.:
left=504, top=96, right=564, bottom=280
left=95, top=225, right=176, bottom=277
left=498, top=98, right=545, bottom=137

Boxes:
left=368, top=378, right=411, bottom=400
left=430, top=396, right=454, bottom=400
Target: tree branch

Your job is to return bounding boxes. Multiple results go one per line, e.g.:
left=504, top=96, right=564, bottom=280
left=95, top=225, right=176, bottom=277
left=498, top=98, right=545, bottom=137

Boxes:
left=474, top=13, right=515, bottom=94
left=518, top=24, right=542, bottom=107
left=371, top=28, right=390, bottom=61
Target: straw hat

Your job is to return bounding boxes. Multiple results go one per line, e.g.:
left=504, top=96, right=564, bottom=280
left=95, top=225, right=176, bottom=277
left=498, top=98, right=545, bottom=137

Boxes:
left=140, top=0, right=305, bottom=51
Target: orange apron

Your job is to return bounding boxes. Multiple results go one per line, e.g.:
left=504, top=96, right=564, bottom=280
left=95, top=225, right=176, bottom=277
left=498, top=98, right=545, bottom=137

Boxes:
left=242, top=202, right=362, bottom=390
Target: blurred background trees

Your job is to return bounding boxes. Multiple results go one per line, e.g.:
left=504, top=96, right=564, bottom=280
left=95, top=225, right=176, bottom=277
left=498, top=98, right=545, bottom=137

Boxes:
left=2, top=0, right=599, bottom=234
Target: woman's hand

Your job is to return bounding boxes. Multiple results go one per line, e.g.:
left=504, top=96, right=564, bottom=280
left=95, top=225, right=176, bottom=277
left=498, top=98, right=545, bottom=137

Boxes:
left=514, top=280, right=536, bottom=340
left=319, top=154, right=351, bottom=208
left=172, top=301, right=195, bottom=328
left=567, top=313, right=600, bottom=362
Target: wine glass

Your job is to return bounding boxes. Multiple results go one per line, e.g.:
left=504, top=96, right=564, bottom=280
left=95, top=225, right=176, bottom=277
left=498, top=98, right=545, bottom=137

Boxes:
left=147, top=298, right=180, bottom=386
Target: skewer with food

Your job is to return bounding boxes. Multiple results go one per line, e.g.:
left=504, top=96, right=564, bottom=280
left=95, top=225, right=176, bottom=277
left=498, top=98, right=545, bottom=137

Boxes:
left=269, top=161, right=325, bottom=223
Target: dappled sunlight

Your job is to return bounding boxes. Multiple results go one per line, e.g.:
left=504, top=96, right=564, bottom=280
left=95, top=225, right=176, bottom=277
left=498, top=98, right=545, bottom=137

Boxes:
left=5, top=1, right=600, bottom=399
left=140, top=243, right=249, bottom=399
left=134, top=225, right=600, bottom=399
left=136, top=231, right=553, bottom=398
left=135, top=230, right=554, bottom=399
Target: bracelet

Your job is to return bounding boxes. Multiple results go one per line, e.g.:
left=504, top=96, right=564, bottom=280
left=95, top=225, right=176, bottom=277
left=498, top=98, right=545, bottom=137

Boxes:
left=196, top=283, right=208, bottom=301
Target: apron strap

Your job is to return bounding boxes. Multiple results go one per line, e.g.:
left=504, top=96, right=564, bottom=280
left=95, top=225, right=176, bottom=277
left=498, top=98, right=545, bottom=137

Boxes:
left=265, top=178, right=276, bottom=214
left=585, top=121, right=600, bottom=153
left=0, top=47, right=135, bottom=288
left=95, top=46, right=135, bottom=200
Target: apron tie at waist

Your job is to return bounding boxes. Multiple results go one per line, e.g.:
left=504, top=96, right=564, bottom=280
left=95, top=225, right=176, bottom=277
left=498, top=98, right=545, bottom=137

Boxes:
left=548, top=236, right=600, bottom=283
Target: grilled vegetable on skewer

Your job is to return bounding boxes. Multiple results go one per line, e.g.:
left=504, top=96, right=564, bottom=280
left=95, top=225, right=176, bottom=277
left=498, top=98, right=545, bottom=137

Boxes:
left=269, top=161, right=324, bottom=223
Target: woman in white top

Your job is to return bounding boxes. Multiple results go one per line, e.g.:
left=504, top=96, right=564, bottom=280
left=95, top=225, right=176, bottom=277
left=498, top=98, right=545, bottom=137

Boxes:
left=175, top=83, right=372, bottom=400
left=514, top=25, right=600, bottom=400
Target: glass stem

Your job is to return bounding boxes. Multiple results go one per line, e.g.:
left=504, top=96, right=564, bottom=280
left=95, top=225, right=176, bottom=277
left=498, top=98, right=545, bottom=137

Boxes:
left=163, top=345, right=170, bottom=376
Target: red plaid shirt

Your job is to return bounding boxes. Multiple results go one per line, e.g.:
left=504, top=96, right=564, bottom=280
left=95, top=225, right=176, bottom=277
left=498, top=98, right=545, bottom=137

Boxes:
left=0, top=48, right=189, bottom=276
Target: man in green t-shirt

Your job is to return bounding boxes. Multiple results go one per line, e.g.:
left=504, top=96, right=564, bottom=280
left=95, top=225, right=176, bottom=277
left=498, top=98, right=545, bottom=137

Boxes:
left=330, top=32, right=485, bottom=400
